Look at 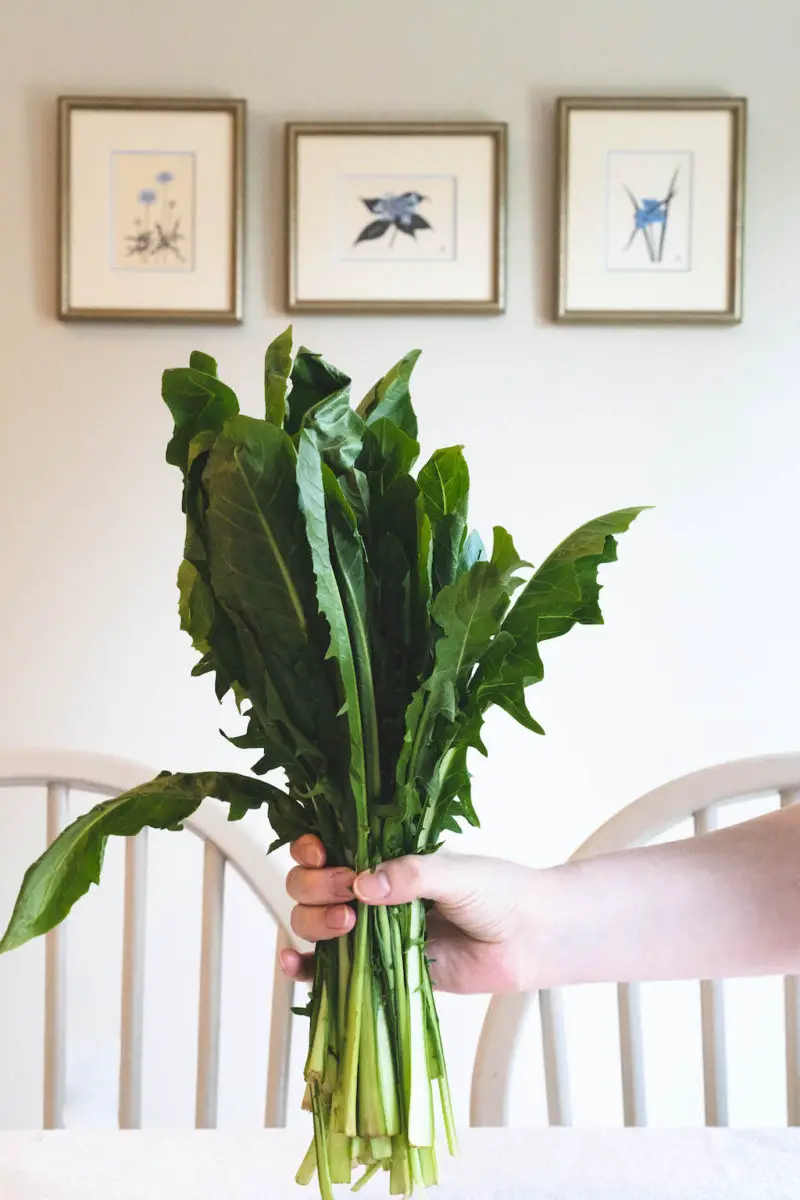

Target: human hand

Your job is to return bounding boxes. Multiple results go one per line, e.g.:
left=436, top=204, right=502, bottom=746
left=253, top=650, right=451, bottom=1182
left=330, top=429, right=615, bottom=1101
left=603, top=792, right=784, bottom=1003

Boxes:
left=279, top=834, right=538, bottom=994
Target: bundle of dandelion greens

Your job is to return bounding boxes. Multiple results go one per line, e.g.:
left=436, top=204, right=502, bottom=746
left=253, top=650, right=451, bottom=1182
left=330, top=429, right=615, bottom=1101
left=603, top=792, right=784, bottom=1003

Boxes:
left=0, top=330, right=645, bottom=1197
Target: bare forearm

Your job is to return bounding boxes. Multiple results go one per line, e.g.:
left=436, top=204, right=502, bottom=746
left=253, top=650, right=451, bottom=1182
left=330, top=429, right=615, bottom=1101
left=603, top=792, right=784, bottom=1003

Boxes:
left=532, top=805, right=800, bottom=987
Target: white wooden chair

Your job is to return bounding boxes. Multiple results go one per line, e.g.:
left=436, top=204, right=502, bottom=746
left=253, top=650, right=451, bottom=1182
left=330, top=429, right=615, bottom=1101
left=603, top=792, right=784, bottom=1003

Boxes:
left=0, top=750, right=301, bottom=1132
left=470, top=753, right=800, bottom=1129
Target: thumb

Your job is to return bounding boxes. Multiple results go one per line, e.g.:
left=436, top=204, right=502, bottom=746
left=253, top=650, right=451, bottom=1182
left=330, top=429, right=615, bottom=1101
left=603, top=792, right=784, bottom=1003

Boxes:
left=354, top=851, right=478, bottom=911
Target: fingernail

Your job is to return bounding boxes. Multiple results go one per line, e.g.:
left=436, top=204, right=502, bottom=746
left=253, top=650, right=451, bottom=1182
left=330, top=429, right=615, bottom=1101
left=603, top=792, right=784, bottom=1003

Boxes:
left=279, top=949, right=296, bottom=974
left=326, top=906, right=352, bottom=931
left=333, top=868, right=355, bottom=898
left=297, top=839, right=323, bottom=867
left=354, top=869, right=391, bottom=902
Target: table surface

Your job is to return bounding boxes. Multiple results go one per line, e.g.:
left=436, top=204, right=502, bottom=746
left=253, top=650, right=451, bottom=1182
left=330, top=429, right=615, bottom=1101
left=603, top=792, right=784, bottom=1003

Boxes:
left=1, top=1128, right=799, bottom=1199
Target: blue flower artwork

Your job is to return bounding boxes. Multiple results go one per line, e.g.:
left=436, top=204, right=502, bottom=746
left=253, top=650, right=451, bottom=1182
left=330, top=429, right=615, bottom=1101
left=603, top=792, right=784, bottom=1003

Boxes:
left=111, top=153, right=195, bottom=273
left=623, top=167, right=680, bottom=264
left=355, top=191, right=433, bottom=247
left=340, top=174, right=457, bottom=263
left=605, top=152, right=692, bottom=274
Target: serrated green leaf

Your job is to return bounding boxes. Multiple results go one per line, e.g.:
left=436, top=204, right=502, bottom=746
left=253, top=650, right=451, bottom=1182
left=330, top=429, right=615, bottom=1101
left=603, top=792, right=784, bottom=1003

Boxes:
left=467, top=508, right=648, bottom=733
left=426, top=526, right=523, bottom=721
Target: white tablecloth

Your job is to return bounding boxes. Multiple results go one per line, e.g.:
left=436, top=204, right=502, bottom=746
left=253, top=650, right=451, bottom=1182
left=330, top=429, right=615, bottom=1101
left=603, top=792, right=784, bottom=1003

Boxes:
left=0, top=1128, right=798, bottom=1199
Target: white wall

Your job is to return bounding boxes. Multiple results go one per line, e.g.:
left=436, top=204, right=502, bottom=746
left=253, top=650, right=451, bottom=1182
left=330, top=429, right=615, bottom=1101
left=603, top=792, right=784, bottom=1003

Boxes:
left=1, top=0, right=799, bottom=1132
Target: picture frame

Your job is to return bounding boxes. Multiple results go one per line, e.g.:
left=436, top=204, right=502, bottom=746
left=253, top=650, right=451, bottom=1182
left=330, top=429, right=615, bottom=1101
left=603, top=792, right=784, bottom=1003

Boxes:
left=58, top=96, right=245, bottom=323
left=286, top=122, right=506, bottom=314
left=556, top=97, right=747, bottom=324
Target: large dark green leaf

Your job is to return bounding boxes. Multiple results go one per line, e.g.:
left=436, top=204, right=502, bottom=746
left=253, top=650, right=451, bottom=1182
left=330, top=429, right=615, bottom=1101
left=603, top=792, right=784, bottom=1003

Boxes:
left=201, top=416, right=341, bottom=768
left=357, top=350, right=421, bottom=439
left=285, top=348, right=351, bottom=437
left=162, top=366, right=239, bottom=473
left=179, top=451, right=251, bottom=706
left=264, top=326, right=293, bottom=426
left=0, top=772, right=289, bottom=954
left=296, top=429, right=370, bottom=867
left=203, top=416, right=318, bottom=651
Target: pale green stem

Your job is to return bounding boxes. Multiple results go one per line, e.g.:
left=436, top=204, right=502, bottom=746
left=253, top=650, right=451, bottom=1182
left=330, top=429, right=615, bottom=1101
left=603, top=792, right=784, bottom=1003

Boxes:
left=339, top=904, right=369, bottom=1136
left=311, top=1085, right=334, bottom=1200
left=352, top=1161, right=382, bottom=1192
left=421, top=965, right=457, bottom=1155
left=406, top=899, right=433, bottom=1148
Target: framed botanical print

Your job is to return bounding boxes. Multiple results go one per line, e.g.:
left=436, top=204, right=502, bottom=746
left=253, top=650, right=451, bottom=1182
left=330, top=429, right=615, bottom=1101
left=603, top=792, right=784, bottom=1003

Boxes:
left=286, top=122, right=506, bottom=314
left=556, top=97, right=747, bottom=323
left=58, top=96, right=245, bottom=322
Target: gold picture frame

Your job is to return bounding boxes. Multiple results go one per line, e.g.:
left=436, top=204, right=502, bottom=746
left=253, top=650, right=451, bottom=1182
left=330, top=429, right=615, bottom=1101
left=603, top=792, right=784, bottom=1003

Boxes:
left=58, top=96, right=245, bottom=323
left=556, top=97, right=747, bottom=324
left=286, top=122, right=507, bottom=314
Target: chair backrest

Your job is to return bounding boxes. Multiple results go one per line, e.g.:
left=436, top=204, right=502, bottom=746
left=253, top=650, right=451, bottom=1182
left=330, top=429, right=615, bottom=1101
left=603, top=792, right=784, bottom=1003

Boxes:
left=0, top=750, right=300, bottom=1132
left=470, top=753, right=800, bottom=1129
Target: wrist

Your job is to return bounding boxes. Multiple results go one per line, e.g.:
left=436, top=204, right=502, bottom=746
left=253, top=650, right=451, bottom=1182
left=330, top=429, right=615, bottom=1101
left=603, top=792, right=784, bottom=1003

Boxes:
left=514, top=860, right=586, bottom=991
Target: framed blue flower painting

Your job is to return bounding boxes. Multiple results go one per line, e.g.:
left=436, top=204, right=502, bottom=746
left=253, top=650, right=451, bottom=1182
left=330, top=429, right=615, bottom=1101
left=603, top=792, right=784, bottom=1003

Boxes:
left=556, top=98, right=746, bottom=323
left=286, top=122, right=506, bottom=314
left=58, top=97, right=245, bottom=322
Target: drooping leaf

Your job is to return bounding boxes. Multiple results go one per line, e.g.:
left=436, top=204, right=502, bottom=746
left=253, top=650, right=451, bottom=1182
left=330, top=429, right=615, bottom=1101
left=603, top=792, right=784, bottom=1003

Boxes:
left=264, top=325, right=293, bottom=426
left=162, top=367, right=239, bottom=474
left=0, top=771, right=289, bottom=954
left=285, top=349, right=351, bottom=438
